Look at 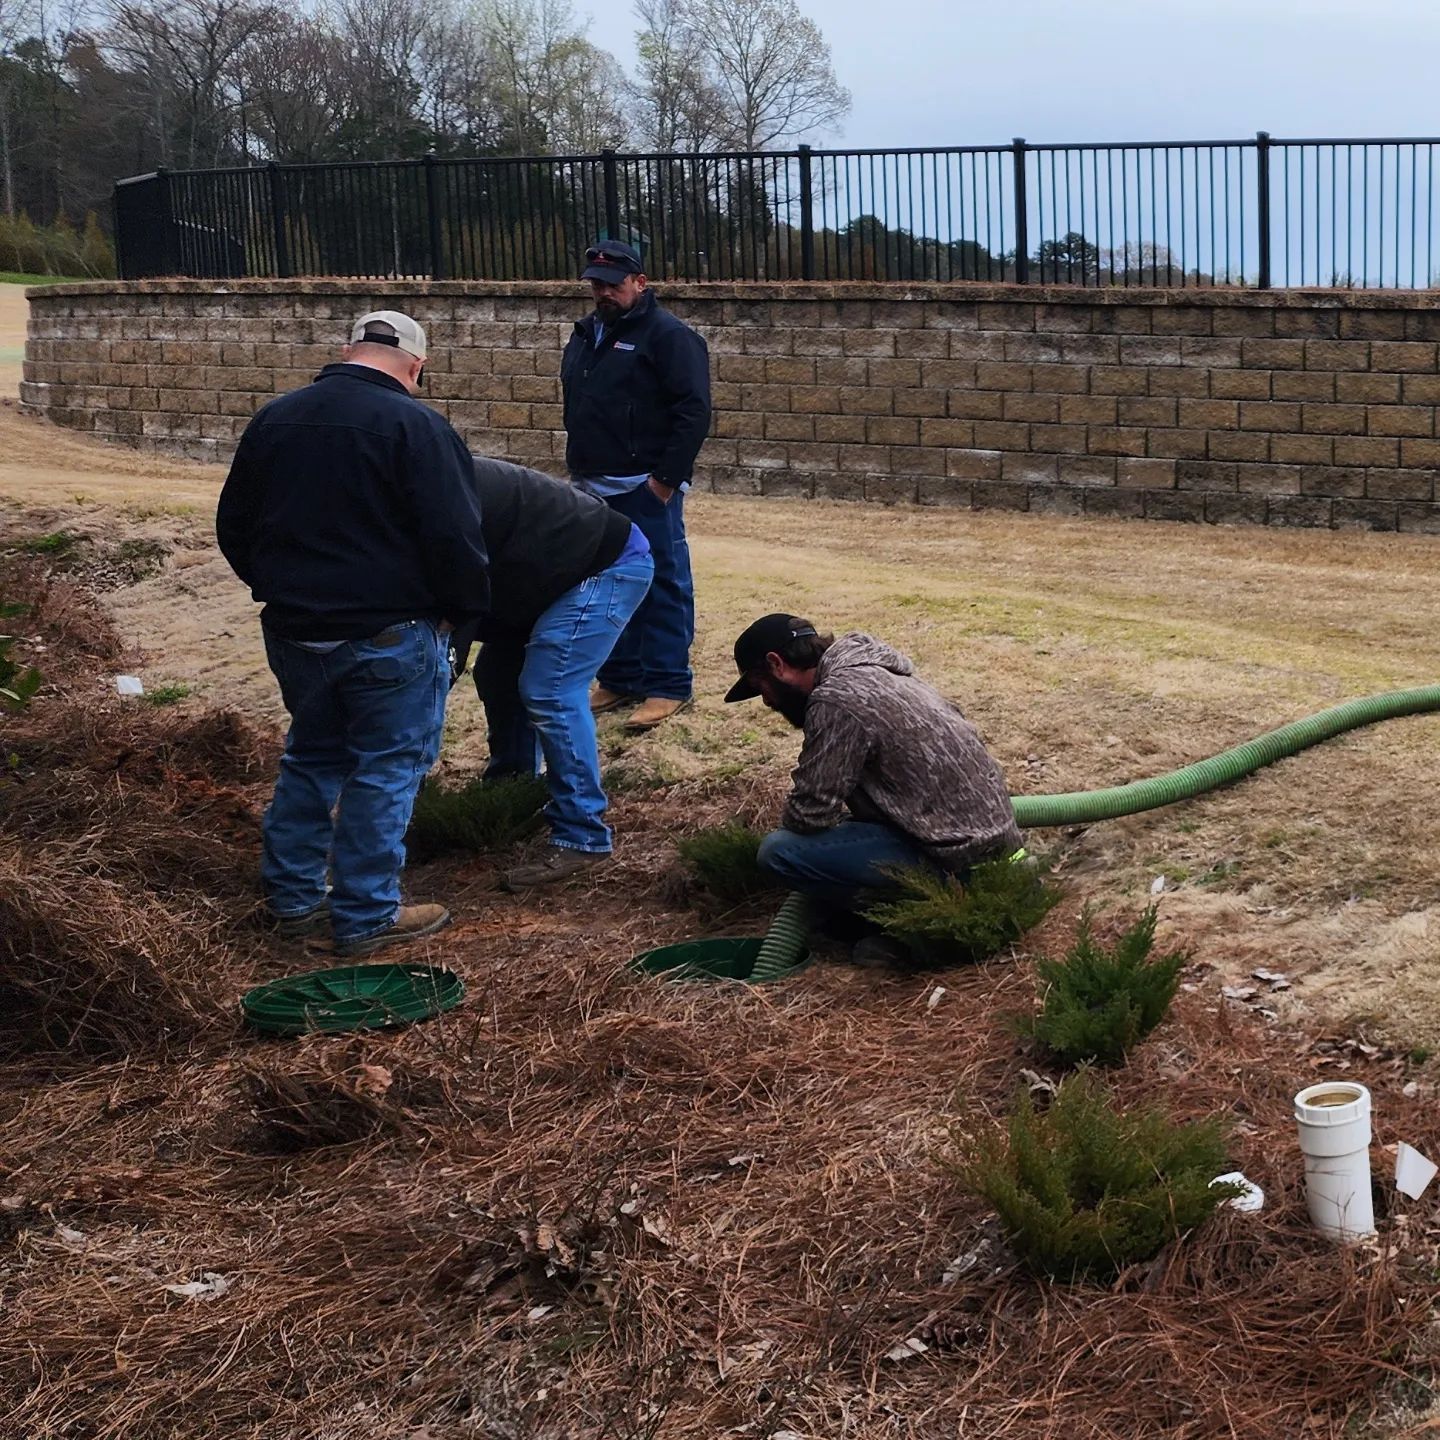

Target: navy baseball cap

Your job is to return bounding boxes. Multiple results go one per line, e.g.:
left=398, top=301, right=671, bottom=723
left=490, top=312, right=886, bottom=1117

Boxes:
left=724, top=614, right=819, bottom=702
left=582, top=240, right=643, bottom=283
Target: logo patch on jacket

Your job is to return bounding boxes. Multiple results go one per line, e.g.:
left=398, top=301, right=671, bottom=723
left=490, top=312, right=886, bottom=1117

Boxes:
left=613, top=341, right=636, bottom=351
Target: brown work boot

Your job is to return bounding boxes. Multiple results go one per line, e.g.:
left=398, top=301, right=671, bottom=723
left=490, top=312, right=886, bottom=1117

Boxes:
left=590, top=686, right=637, bottom=714
left=624, top=697, right=692, bottom=732
left=501, top=846, right=610, bottom=892
left=335, top=904, right=451, bottom=957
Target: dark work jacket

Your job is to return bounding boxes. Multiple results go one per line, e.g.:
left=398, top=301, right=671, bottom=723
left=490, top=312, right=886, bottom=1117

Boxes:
left=468, top=455, right=632, bottom=638
left=561, top=289, right=712, bottom=490
left=448, top=456, right=634, bottom=679
left=216, top=364, right=489, bottom=640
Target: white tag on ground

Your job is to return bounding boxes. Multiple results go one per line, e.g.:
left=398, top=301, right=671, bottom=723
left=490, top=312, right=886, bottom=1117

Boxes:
left=1395, top=1142, right=1438, bottom=1200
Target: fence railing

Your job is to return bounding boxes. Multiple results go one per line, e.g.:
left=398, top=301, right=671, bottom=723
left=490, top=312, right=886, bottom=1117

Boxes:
left=113, top=134, right=1440, bottom=289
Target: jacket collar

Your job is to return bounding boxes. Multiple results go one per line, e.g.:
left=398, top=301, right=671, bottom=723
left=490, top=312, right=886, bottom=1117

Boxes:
left=316, top=362, right=411, bottom=395
left=576, top=287, right=656, bottom=340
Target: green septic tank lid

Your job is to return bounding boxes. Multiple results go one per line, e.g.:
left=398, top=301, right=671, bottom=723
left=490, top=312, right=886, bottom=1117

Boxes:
left=629, top=936, right=808, bottom=985
left=242, top=962, right=464, bottom=1036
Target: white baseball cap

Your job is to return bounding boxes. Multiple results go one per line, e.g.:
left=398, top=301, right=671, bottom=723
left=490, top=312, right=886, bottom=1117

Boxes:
left=349, top=310, right=427, bottom=361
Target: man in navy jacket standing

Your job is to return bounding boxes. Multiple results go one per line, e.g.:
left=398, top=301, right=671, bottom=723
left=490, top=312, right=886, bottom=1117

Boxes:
left=217, top=311, right=486, bottom=956
left=562, top=240, right=712, bottom=731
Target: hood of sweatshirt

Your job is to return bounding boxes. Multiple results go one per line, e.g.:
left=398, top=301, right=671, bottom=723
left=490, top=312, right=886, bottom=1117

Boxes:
left=815, top=631, right=916, bottom=683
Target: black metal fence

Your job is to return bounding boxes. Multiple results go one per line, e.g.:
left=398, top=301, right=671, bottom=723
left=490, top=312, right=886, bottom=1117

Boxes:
left=113, top=134, right=1440, bottom=289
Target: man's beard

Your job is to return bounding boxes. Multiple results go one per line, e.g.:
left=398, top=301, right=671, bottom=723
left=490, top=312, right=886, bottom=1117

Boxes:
left=595, top=297, right=624, bottom=323
left=768, top=680, right=810, bottom=729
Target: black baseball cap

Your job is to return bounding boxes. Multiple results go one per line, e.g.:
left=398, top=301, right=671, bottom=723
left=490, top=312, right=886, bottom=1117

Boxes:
left=582, top=240, right=643, bottom=284
left=724, top=613, right=819, bottom=702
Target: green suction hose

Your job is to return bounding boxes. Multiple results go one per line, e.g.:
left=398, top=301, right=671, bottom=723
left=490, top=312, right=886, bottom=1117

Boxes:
left=749, top=892, right=814, bottom=981
left=1009, top=684, right=1440, bottom=828
left=749, top=685, right=1440, bottom=976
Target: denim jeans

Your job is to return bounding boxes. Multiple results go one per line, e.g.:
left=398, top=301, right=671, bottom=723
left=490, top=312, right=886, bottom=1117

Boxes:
left=261, top=620, right=449, bottom=942
left=476, top=553, right=654, bottom=852
left=757, top=821, right=932, bottom=912
left=594, top=483, right=694, bottom=701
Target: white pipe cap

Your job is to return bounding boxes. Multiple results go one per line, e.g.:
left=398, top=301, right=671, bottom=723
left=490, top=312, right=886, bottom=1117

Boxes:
left=1294, top=1081, right=1371, bottom=1126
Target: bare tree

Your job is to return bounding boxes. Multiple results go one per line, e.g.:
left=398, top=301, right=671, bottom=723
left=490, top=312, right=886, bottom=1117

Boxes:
left=105, top=0, right=277, bottom=167
left=685, top=0, right=848, bottom=150
left=482, top=0, right=625, bottom=153
left=328, top=0, right=432, bottom=156
left=17, top=0, right=96, bottom=217
left=630, top=0, right=721, bottom=152
left=0, top=0, right=36, bottom=213
left=237, top=0, right=507, bottom=162
left=413, top=5, right=504, bottom=154
left=542, top=35, right=626, bottom=152
left=238, top=15, right=346, bottom=161
left=0, top=0, right=850, bottom=254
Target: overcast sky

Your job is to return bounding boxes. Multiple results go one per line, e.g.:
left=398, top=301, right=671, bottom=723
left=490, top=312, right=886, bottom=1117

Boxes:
left=682, top=0, right=1440, bottom=150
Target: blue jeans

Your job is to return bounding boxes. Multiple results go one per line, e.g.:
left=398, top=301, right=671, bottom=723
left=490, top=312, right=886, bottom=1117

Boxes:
left=476, top=554, right=654, bottom=852
left=595, top=484, right=694, bottom=701
left=261, top=620, right=449, bottom=942
left=757, top=822, right=932, bottom=911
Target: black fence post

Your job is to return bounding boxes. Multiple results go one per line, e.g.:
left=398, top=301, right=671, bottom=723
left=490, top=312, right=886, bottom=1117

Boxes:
left=798, top=143, right=815, bottom=280
left=1255, top=131, right=1272, bottom=289
left=602, top=148, right=620, bottom=241
left=156, top=167, right=176, bottom=276
left=267, top=160, right=291, bottom=279
left=1011, top=137, right=1030, bottom=283
left=424, top=149, right=446, bottom=281
left=111, top=183, right=126, bottom=278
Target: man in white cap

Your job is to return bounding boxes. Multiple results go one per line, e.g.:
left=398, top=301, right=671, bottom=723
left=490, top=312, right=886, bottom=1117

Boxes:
left=218, top=311, right=488, bottom=956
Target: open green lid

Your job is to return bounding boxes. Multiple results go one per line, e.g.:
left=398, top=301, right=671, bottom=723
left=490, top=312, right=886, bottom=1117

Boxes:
left=630, top=937, right=808, bottom=985
left=242, top=963, right=464, bottom=1036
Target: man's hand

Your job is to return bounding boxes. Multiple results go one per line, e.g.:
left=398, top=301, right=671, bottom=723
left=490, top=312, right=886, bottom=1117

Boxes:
left=646, top=475, right=674, bottom=504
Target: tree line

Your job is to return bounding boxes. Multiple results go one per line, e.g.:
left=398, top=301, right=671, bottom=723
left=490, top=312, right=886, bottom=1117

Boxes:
left=818, top=226, right=1219, bottom=285
left=5, top=0, right=850, bottom=244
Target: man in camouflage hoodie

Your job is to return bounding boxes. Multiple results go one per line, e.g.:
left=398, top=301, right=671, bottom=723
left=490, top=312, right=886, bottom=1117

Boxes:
left=724, top=613, right=1022, bottom=957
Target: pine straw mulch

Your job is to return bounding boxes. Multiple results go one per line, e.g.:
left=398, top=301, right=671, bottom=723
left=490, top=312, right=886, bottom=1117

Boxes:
left=2, top=555, right=1439, bottom=1440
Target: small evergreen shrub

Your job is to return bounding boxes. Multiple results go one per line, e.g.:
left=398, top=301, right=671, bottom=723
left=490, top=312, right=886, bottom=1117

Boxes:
left=0, top=602, right=41, bottom=711
left=677, top=823, right=776, bottom=903
left=954, top=1069, right=1241, bottom=1282
left=406, top=774, right=547, bottom=860
left=1026, top=905, right=1186, bottom=1065
left=863, top=857, right=1059, bottom=966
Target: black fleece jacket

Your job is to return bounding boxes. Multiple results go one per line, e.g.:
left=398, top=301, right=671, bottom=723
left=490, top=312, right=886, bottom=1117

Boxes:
left=216, top=364, right=489, bottom=640
left=561, top=289, right=711, bottom=490
left=466, top=455, right=632, bottom=638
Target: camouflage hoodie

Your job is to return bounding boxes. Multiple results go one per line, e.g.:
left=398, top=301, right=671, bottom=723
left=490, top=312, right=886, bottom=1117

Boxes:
left=782, top=633, right=1022, bottom=871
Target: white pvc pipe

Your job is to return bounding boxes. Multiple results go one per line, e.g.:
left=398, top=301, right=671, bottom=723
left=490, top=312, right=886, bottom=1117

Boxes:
left=1293, top=1080, right=1375, bottom=1242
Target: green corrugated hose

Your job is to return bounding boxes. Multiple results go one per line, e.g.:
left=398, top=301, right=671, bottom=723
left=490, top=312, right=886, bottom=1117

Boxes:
left=1009, top=685, right=1440, bottom=827
left=750, top=892, right=815, bottom=981
left=752, top=685, right=1440, bottom=976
